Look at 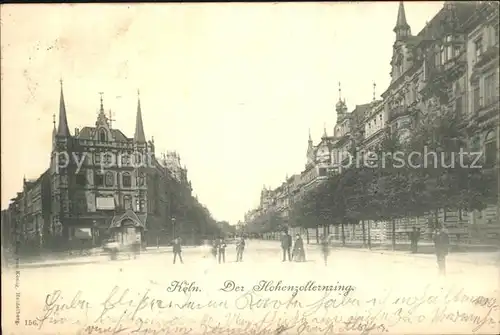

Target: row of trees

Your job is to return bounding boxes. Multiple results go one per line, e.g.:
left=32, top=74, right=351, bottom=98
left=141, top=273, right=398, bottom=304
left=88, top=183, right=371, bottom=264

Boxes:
left=246, top=109, right=497, bottom=249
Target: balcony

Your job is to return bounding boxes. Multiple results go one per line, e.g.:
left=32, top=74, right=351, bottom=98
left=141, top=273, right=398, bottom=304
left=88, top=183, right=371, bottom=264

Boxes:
left=430, top=52, right=467, bottom=85
left=388, top=106, right=409, bottom=122
left=474, top=45, right=499, bottom=71
left=475, top=99, right=500, bottom=125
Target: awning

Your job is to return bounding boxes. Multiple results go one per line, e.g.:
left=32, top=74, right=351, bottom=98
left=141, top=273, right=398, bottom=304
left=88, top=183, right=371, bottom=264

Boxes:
left=110, top=210, right=147, bottom=230
left=96, top=197, right=116, bottom=210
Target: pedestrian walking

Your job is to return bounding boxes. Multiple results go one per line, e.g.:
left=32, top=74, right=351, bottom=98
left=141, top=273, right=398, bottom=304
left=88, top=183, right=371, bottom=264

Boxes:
left=211, top=239, right=218, bottom=259
left=433, top=227, right=449, bottom=276
left=293, top=234, right=306, bottom=262
left=236, top=236, right=245, bottom=262
left=280, top=231, right=292, bottom=262
left=321, top=235, right=330, bottom=265
left=410, top=227, right=421, bottom=253
left=218, top=238, right=226, bottom=263
left=173, top=237, right=183, bottom=264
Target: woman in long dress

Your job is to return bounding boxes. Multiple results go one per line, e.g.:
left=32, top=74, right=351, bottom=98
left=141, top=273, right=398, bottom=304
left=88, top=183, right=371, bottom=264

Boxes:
left=292, top=234, right=305, bottom=262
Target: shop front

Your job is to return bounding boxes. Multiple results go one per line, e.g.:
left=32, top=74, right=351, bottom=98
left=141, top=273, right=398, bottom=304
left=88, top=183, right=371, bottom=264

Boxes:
left=109, top=210, right=147, bottom=247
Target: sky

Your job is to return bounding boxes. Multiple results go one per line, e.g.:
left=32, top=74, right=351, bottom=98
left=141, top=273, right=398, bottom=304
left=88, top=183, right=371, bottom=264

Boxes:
left=1, top=2, right=444, bottom=224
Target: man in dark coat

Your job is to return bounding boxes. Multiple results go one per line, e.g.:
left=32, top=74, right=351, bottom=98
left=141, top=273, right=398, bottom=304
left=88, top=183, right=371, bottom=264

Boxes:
left=236, top=236, right=245, bottom=262
left=218, top=238, right=227, bottom=263
left=280, top=231, right=292, bottom=262
left=410, top=227, right=419, bottom=253
left=433, top=227, right=449, bottom=275
left=173, top=237, right=183, bottom=264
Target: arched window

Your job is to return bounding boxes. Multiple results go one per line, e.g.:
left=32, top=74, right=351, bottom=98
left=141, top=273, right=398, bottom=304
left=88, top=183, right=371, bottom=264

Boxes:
left=99, top=129, right=107, bottom=142
left=105, top=172, right=114, bottom=186
left=137, top=172, right=145, bottom=186
left=94, top=172, right=104, bottom=186
left=123, top=195, right=132, bottom=210
left=120, top=154, right=129, bottom=167
left=484, top=131, right=497, bottom=168
left=122, top=173, right=132, bottom=187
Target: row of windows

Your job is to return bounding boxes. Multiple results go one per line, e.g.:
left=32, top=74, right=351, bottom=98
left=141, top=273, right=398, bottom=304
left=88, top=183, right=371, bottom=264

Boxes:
left=58, top=152, right=148, bottom=165
left=473, top=23, right=499, bottom=63
left=472, top=72, right=499, bottom=112
left=367, top=114, right=384, bottom=130
left=94, top=152, right=146, bottom=165
left=53, top=196, right=148, bottom=213
left=483, top=131, right=497, bottom=168
left=75, top=172, right=146, bottom=187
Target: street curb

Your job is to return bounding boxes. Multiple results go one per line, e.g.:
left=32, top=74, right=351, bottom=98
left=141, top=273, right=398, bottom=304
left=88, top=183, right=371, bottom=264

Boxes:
left=254, top=240, right=500, bottom=266
left=5, top=247, right=206, bottom=268
left=324, top=246, right=500, bottom=266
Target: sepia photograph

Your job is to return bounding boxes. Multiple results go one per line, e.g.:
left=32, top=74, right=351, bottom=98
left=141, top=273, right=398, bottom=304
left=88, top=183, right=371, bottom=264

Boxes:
left=1, top=1, right=499, bottom=334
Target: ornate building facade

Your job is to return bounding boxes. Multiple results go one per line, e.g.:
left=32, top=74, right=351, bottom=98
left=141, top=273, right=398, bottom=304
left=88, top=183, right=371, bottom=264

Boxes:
left=244, top=1, right=499, bottom=245
left=4, top=82, right=198, bottom=252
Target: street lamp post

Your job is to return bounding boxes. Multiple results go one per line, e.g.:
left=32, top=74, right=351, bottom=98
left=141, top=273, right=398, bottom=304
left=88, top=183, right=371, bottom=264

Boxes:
left=171, top=217, right=176, bottom=239
left=92, top=220, right=97, bottom=247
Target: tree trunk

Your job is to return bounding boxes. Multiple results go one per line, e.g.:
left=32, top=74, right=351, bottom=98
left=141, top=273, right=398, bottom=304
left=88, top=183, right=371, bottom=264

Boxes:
left=323, top=224, right=327, bottom=237
left=315, top=226, right=319, bottom=244
left=340, top=220, right=346, bottom=246
left=367, top=220, right=372, bottom=250
left=391, top=219, right=396, bottom=251
left=327, top=224, right=331, bottom=235
left=434, top=209, right=440, bottom=230
left=361, top=220, right=366, bottom=248
left=305, top=228, right=310, bottom=244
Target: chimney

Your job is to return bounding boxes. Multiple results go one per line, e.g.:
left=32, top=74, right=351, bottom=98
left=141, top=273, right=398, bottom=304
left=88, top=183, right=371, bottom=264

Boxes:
left=75, top=128, right=80, bottom=136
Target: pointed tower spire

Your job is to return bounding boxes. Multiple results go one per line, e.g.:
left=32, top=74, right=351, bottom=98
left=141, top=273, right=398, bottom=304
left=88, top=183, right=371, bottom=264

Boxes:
left=57, top=79, right=70, bottom=137
left=134, top=89, right=146, bottom=143
left=336, top=82, right=347, bottom=115
left=52, top=113, right=56, bottom=141
left=394, top=2, right=411, bottom=40
left=308, top=128, right=313, bottom=142
left=99, top=93, right=104, bottom=113
left=323, top=123, right=328, bottom=138
left=96, top=92, right=109, bottom=126
left=373, top=82, right=377, bottom=101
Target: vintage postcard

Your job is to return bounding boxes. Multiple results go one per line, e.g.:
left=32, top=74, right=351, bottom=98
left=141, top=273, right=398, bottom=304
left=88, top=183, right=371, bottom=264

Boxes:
left=1, top=2, right=499, bottom=335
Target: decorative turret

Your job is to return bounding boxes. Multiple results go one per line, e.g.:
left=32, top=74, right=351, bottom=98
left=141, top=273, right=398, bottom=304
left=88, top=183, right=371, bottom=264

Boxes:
left=394, top=2, right=411, bottom=41
left=95, top=92, right=109, bottom=127
left=56, top=80, right=70, bottom=137
left=51, top=113, right=57, bottom=149
left=52, top=113, right=56, bottom=137
left=134, top=90, right=146, bottom=143
left=335, top=82, right=348, bottom=121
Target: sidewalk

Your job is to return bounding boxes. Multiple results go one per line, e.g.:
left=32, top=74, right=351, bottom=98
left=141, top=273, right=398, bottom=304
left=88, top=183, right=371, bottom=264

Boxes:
left=254, top=240, right=500, bottom=266
left=2, top=245, right=200, bottom=269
